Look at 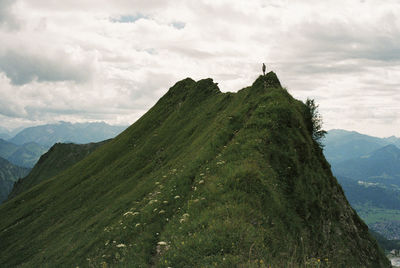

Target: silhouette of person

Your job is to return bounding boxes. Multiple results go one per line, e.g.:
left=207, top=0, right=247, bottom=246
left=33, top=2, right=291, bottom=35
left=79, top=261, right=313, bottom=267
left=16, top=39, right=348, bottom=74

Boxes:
left=262, top=63, right=266, bottom=76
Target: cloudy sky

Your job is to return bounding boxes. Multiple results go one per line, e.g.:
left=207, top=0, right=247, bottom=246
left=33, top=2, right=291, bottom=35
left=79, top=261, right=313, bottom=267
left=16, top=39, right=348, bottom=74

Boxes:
left=0, top=0, right=399, bottom=137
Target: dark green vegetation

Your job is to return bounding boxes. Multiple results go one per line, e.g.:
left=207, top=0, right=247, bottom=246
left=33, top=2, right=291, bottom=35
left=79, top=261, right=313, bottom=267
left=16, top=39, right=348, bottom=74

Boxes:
left=0, top=73, right=390, bottom=267
left=8, top=141, right=107, bottom=200
left=304, top=98, right=326, bottom=147
left=9, top=121, right=127, bottom=146
left=0, top=138, right=48, bottom=168
left=0, top=157, right=30, bottom=203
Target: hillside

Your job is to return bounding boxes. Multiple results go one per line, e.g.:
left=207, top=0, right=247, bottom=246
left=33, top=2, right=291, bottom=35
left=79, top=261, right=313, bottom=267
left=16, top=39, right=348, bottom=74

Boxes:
left=0, top=139, right=48, bottom=168
left=323, top=129, right=390, bottom=164
left=8, top=141, right=107, bottom=200
left=333, top=144, right=400, bottom=185
left=0, top=72, right=390, bottom=267
left=337, top=176, right=400, bottom=210
left=9, top=121, right=127, bottom=146
left=0, top=157, right=30, bottom=203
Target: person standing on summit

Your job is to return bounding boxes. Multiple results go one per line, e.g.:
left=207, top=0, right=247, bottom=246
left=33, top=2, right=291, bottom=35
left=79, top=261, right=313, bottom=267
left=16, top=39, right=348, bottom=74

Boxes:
left=262, top=63, right=266, bottom=76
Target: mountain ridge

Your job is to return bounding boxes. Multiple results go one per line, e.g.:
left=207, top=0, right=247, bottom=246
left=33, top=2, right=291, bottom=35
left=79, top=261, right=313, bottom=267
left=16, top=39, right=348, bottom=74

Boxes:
left=0, top=157, right=30, bottom=203
left=0, top=138, right=47, bottom=168
left=8, top=141, right=108, bottom=200
left=323, top=129, right=394, bottom=164
left=333, top=143, right=400, bottom=184
left=0, top=72, right=389, bottom=267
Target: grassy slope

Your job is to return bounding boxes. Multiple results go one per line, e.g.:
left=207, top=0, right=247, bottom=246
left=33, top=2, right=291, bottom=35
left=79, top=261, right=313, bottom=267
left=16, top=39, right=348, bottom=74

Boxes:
left=8, top=141, right=107, bottom=200
left=0, top=73, right=389, bottom=267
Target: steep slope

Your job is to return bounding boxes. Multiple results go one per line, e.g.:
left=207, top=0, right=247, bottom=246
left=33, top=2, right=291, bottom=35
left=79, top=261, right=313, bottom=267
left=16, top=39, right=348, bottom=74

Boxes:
left=10, top=121, right=127, bottom=146
left=0, top=157, right=30, bottom=203
left=8, top=141, right=107, bottom=200
left=333, top=144, right=400, bottom=185
left=0, top=73, right=389, bottom=267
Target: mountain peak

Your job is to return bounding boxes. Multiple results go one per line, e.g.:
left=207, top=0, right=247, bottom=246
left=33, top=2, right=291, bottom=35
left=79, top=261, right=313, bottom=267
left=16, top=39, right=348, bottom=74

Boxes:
left=252, top=71, right=282, bottom=89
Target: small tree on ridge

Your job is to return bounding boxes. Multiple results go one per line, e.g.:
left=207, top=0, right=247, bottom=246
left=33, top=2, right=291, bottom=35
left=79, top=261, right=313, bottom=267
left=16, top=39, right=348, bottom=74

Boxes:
left=305, top=98, right=326, bottom=147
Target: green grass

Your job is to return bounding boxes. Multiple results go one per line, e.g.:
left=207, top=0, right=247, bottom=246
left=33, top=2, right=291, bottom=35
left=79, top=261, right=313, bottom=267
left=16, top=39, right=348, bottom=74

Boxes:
left=0, top=72, right=390, bottom=267
left=355, top=205, right=400, bottom=224
left=8, top=141, right=106, bottom=200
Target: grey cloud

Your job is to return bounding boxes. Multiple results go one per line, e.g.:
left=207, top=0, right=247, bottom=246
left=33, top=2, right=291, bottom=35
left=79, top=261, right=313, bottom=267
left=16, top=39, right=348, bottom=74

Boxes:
left=0, top=104, right=25, bottom=118
left=24, top=0, right=173, bottom=13
left=0, top=50, right=92, bottom=85
left=0, top=0, right=19, bottom=29
left=291, top=17, right=400, bottom=63
left=165, top=46, right=215, bottom=59
left=0, top=97, right=26, bottom=118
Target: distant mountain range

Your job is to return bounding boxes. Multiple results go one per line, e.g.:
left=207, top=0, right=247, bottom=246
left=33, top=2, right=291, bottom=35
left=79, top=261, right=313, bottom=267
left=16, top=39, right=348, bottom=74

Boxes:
left=323, top=129, right=400, bottom=164
left=9, top=121, right=127, bottom=146
left=0, top=139, right=47, bottom=168
left=333, top=144, right=400, bottom=186
left=0, top=126, right=11, bottom=140
left=324, top=129, right=400, bottom=242
left=0, top=126, right=22, bottom=140
left=9, top=141, right=107, bottom=200
left=0, top=157, right=30, bottom=203
left=0, top=122, right=128, bottom=168
left=0, top=122, right=127, bottom=204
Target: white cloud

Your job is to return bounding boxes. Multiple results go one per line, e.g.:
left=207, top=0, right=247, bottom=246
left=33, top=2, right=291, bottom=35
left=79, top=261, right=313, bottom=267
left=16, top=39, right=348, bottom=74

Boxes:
left=0, top=0, right=399, bottom=137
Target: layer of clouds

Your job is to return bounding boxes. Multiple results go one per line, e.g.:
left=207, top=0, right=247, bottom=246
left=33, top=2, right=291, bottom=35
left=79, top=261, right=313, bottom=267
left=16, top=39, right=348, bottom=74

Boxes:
left=0, top=0, right=20, bottom=29
left=0, top=50, right=92, bottom=85
left=0, top=0, right=399, bottom=137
